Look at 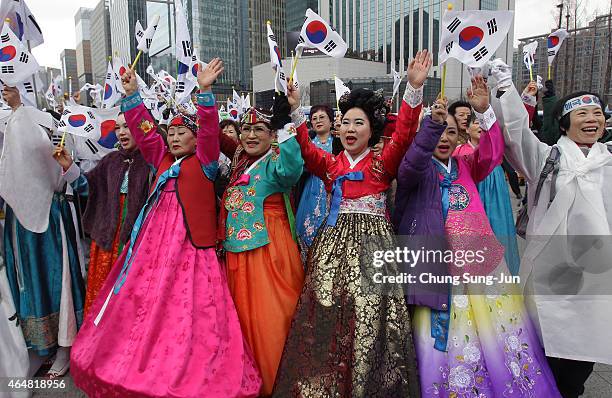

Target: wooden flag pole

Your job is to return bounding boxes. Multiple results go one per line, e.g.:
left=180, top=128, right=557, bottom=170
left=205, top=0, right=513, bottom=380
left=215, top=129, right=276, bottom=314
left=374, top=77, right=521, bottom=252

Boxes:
left=529, top=64, right=534, bottom=82
left=441, top=63, right=447, bottom=98
left=548, top=64, right=552, bottom=80
left=131, top=50, right=143, bottom=70
left=60, top=132, right=67, bottom=148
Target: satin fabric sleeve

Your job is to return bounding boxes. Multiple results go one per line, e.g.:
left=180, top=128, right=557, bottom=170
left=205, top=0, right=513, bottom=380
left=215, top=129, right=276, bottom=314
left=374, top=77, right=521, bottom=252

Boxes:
left=292, top=117, right=333, bottom=184
left=397, top=116, right=446, bottom=191
left=195, top=92, right=220, bottom=180
left=494, top=85, right=550, bottom=183
left=381, top=83, right=424, bottom=179
left=521, top=92, right=537, bottom=125
left=121, top=92, right=167, bottom=170
left=274, top=123, right=305, bottom=189
left=469, top=106, right=505, bottom=183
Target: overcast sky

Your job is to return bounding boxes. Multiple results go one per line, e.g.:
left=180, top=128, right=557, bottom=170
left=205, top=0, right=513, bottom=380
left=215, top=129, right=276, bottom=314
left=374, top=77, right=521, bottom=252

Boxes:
left=30, top=0, right=612, bottom=69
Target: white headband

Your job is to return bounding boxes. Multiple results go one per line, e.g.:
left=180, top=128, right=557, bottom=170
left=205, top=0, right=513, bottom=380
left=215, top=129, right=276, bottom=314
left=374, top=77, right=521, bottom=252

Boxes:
left=562, top=94, right=602, bottom=117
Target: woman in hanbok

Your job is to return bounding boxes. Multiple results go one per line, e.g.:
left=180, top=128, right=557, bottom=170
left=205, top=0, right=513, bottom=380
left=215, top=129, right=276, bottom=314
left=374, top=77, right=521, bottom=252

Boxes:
left=1, top=86, right=85, bottom=379
left=295, top=105, right=334, bottom=256
left=218, top=96, right=305, bottom=396
left=396, top=76, right=561, bottom=397
left=54, top=112, right=152, bottom=315
left=453, top=112, right=521, bottom=275
left=68, top=59, right=262, bottom=398
left=273, top=50, right=433, bottom=398
left=490, top=59, right=612, bottom=398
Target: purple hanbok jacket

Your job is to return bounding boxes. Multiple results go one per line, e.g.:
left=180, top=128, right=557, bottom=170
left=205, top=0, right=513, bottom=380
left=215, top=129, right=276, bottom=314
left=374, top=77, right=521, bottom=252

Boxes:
left=394, top=112, right=504, bottom=311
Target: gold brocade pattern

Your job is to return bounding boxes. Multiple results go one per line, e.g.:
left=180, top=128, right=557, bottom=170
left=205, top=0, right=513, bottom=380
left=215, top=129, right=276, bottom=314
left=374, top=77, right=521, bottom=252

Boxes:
left=21, top=312, right=60, bottom=351
left=273, top=213, right=420, bottom=398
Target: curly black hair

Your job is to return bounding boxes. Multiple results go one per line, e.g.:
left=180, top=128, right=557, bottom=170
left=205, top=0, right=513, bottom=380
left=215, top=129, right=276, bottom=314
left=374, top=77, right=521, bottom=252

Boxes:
left=338, top=88, right=389, bottom=147
left=552, top=91, right=608, bottom=135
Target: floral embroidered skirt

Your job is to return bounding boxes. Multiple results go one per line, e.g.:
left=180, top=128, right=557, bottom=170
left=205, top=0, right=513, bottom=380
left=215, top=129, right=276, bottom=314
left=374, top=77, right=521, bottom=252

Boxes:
left=273, top=212, right=420, bottom=397
left=226, top=193, right=305, bottom=396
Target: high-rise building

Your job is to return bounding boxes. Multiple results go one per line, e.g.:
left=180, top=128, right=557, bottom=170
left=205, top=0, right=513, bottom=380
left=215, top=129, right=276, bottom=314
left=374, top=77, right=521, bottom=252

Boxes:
left=91, top=0, right=112, bottom=83
left=249, top=0, right=286, bottom=67
left=516, top=13, right=612, bottom=104
left=317, top=0, right=514, bottom=100
left=75, top=7, right=94, bottom=94
left=109, top=0, right=149, bottom=79
left=60, top=49, right=78, bottom=95
left=286, top=0, right=317, bottom=32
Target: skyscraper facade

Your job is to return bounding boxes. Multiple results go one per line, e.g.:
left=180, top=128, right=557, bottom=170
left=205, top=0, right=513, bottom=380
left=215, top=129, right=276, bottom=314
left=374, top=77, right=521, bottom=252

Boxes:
left=60, top=49, right=78, bottom=95
left=109, top=0, right=149, bottom=79
left=317, top=0, right=514, bottom=100
left=90, top=0, right=112, bottom=82
left=75, top=7, right=94, bottom=92
left=286, top=0, right=318, bottom=32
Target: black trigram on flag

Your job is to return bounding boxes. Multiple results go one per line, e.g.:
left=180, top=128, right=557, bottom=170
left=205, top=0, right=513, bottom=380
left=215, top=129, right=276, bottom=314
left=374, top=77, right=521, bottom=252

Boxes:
left=447, top=17, right=461, bottom=33
left=84, top=124, right=95, bottom=133
left=473, top=46, right=489, bottom=62
left=181, top=41, right=192, bottom=57
left=268, top=34, right=277, bottom=43
left=58, top=120, right=66, bottom=128
left=87, top=111, right=96, bottom=119
left=278, top=71, right=286, bottom=81
left=19, top=52, right=28, bottom=63
left=146, top=38, right=152, bottom=49
left=445, top=41, right=454, bottom=54
left=106, top=72, right=112, bottom=80
left=23, top=82, right=34, bottom=93
left=548, top=50, right=555, bottom=56
left=0, top=34, right=9, bottom=43
left=1, top=66, right=14, bottom=74
left=324, top=40, right=337, bottom=53
left=298, top=35, right=305, bottom=44
left=85, top=139, right=99, bottom=154
left=487, top=18, right=498, bottom=35
left=136, top=30, right=144, bottom=38
left=176, top=81, right=185, bottom=93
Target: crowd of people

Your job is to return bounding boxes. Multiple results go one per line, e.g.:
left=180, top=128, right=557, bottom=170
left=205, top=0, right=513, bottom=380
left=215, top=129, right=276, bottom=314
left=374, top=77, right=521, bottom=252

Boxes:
left=1, top=48, right=611, bottom=398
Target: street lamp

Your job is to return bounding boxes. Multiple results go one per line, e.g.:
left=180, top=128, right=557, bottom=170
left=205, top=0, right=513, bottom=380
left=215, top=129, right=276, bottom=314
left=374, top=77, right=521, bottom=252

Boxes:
left=556, top=3, right=564, bottom=29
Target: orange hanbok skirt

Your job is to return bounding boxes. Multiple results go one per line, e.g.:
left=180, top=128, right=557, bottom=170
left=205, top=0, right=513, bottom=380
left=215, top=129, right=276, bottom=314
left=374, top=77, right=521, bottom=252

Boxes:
left=83, top=194, right=125, bottom=316
left=226, top=193, right=304, bottom=396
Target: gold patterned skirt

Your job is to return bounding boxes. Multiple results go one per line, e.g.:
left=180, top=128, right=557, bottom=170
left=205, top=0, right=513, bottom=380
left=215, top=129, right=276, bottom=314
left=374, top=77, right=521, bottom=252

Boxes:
left=273, top=212, right=420, bottom=397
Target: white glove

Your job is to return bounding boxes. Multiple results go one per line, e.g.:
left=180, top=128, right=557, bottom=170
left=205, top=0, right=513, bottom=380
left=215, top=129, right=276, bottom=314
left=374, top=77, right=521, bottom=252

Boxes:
left=486, top=58, right=513, bottom=90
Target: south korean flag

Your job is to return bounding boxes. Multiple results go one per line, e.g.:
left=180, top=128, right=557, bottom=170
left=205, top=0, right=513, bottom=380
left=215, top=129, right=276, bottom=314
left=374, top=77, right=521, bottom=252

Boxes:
left=522, top=40, right=538, bottom=72
left=0, top=23, right=39, bottom=86
left=439, top=10, right=513, bottom=68
left=266, top=22, right=287, bottom=94
left=135, top=15, right=160, bottom=53
left=296, top=8, right=347, bottom=58
left=547, top=29, right=569, bottom=64
left=58, top=105, right=101, bottom=140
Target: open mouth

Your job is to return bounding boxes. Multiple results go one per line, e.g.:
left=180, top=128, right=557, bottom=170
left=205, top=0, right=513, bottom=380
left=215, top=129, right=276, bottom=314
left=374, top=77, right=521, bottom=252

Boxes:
left=345, top=136, right=357, bottom=145
left=315, top=123, right=324, bottom=129
left=437, top=144, right=450, bottom=153
left=119, top=137, right=130, bottom=146
left=172, top=144, right=181, bottom=151
left=581, top=127, right=599, bottom=134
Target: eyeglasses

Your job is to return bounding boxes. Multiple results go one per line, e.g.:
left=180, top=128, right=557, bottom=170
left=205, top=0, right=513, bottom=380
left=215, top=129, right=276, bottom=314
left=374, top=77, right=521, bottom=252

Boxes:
left=240, top=125, right=270, bottom=135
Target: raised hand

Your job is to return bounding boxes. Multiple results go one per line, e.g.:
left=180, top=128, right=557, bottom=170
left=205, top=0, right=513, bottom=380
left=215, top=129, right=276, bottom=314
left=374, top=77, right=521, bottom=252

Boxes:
left=53, top=145, right=73, bottom=171
left=198, top=57, right=224, bottom=92
left=431, top=97, right=448, bottom=124
left=72, top=91, right=81, bottom=104
left=467, top=76, right=490, bottom=114
left=407, top=50, right=432, bottom=89
left=287, top=79, right=300, bottom=112
left=523, top=81, right=538, bottom=97
left=121, top=68, right=138, bottom=97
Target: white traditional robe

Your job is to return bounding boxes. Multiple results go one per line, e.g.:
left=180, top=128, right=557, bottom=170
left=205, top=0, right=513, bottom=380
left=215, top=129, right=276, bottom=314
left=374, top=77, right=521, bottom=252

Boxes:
left=493, top=85, right=612, bottom=365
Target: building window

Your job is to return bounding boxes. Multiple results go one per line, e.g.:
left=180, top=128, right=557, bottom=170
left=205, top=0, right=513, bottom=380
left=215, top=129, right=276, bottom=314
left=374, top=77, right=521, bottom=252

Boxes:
left=479, top=0, right=499, bottom=10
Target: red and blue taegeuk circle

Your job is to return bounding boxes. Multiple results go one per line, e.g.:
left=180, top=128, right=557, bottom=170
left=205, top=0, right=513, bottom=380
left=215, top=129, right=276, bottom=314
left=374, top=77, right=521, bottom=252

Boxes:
left=191, top=63, right=200, bottom=77
left=582, top=96, right=593, bottom=104
left=306, top=20, right=327, bottom=44
left=119, top=66, right=127, bottom=76
left=458, top=26, right=484, bottom=51
left=0, top=46, right=17, bottom=62
left=68, top=114, right=87, bottom=128
left=548, top=36, right=560, bottom=48
left=104, top=83, right=113, bottom=100
left=230, top=109, right=238, bottom=118
left=274, top=46, right=283, bottom=67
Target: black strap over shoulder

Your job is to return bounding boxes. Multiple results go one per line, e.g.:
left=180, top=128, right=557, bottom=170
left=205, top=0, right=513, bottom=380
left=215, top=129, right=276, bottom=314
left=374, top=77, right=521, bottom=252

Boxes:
left=533, top=146, right=561, bottom=207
